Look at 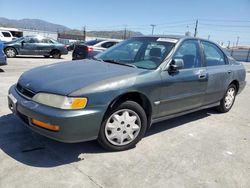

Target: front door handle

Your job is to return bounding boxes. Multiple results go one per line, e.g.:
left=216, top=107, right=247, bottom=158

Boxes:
left=198, top=74, right=206, bottom=79
left=228, top=70, right=232, bottom=74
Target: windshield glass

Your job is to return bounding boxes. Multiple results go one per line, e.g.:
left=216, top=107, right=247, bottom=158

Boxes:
left=96, top=37, right=176, bottom=70
left=11, top=37, right=24, bottom=42
left=50, top=39, right=59, bottom=44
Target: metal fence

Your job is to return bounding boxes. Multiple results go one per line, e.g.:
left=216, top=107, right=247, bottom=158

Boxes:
left=226, top=48, right=250, bottom=62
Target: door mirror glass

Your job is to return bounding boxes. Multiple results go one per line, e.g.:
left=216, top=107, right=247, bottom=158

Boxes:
left=168, top=58, right=184, bottom=72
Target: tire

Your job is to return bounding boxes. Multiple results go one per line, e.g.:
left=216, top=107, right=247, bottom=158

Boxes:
left=98, top=101, right=147, bottom=151
left=51, top=50, right=61, bottom=59
left=44, top=55, right=50, bottom=58
left=216, top=84, right=237, bottom=113
left=5, top=47, right=17, bottom=58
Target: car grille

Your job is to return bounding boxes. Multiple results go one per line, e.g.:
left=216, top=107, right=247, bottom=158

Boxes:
left=16, top=83, right=36, bottom=99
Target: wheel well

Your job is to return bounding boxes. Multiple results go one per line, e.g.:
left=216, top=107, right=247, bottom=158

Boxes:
left=50, top=49, right=60, bottom=55
left=4, top=47, right=18, bottom=55
left=108, top=92, right=152, bottom=128
left=230, top=80, right=239, bottom=93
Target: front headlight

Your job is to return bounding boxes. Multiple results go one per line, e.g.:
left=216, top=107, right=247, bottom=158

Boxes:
left=32, top=93, right=87, bottom=110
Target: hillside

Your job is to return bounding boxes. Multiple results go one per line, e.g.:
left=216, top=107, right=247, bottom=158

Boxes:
left=0, top=17, right=143, bottom=39
left=0, top=17, right=70, bottom=32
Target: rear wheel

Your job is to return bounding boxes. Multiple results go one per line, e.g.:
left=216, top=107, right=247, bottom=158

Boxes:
left=51, top=50, right=61, bottom=59
left=44, top=55, right=50, bottom=58
left=98, top=101, right=147, bottom=151
left=5, top=47, right=17, bottom=58
left=216, top=84, right=237, bottom=113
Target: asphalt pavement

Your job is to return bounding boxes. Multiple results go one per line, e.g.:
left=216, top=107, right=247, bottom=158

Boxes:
left=0, top=53, right=249, bottom=188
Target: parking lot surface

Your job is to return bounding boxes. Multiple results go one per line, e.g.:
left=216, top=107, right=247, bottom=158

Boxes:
left=0, top=53, right=250, bottom=188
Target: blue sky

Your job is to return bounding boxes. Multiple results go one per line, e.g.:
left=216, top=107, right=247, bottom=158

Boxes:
left=0, top=0, right=250, bottom=45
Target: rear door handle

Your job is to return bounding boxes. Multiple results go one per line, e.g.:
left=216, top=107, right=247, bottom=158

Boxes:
left=228, top=70, right=232, bottom=74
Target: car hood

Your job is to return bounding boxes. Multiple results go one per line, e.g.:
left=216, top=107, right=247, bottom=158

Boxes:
left=18, top=59, right=145, bottom=96
left=4, top=40, right=17, bottom=45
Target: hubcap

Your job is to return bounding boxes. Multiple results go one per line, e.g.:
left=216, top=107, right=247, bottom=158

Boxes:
left=105, top=109, right=141, bottom=146
left=6, top=49, right=15, bottom=57
left=224, top=87, right=235, bottom=109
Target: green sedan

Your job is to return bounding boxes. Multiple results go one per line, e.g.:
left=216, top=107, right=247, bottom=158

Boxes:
left=8, top=36, right=246, bottom=151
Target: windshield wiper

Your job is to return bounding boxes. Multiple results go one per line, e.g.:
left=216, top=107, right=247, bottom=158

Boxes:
left=102, top=59, right=137, bottom=68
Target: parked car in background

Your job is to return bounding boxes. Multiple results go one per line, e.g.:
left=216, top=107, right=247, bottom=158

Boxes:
left=0, top=30, right=15, bottom=42
left=0, top=41, right=7, bottom=66
left=72, top=39, right=120, bottom=60
left=8, top=36, right=246, bottom=151
left=4, top=36, right=68, bottom=58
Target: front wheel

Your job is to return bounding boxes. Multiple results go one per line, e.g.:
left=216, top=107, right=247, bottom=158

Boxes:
left=216, top=84, right=237, bottom=113
left=98, top=101, right=147, bottom=151
left=51, top=50, right=61, bottom=59
left=5, top=47, right=17, bottom=58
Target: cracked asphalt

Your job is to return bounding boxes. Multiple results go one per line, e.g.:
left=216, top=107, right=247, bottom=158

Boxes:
left=0, top=53, right=250, bottom=188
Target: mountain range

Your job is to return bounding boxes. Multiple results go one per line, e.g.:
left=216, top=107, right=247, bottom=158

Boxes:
left=0, top=17, right=143, bottom=39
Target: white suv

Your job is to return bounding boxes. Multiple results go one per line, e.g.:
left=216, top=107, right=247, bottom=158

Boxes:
left=0, top=30, right=15, bottom=42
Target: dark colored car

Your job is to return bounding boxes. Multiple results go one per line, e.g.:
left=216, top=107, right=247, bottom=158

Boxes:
left=0, top=41, right=7, bottom=66
left=72, top=39, right=119, bottom=60
left=8, top=35, right=246, bottom=151
left=4, top=36, right=68, bottom=58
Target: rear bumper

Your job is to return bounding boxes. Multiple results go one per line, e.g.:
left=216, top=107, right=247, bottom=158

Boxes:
left=8, top=85, right=106, bottom=143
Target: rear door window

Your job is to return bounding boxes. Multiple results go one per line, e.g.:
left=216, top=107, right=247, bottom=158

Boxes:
left=40, top=38, right=53, bottom=43
left=201, top=41, right=227, bottom=66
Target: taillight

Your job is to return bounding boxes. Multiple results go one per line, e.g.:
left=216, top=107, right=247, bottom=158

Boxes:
left=87, top=47, right=93, bottom=52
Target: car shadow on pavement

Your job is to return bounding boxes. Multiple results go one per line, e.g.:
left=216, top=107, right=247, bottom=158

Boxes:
left=0, top=109, right=217, bottom=168
left=146, top=109, right=216, bottom=137
left=13, top=56, right=60, bottom=59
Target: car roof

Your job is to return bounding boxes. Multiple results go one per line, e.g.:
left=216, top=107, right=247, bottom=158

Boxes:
left=133, top=35, right=186, bottom=40
left=132, top=35, right=221, bottom=46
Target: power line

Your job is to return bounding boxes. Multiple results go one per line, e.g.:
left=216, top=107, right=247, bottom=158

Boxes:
left=199, top=18, right=250, bottom=23
left=199, top=23, right=250, bottom=28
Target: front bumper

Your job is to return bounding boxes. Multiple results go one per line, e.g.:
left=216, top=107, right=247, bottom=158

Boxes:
left=8, top=85, right=106, bottom=143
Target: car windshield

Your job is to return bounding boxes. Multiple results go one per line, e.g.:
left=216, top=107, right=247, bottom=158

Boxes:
left=50, top=39, right=59, bottom=44
left=10, top=37, right=24, bottom=42
left=96, top=37, right=176, bottom=70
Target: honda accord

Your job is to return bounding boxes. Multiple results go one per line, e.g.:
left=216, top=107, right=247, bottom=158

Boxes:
left=8, top=35, right=246, bottom=151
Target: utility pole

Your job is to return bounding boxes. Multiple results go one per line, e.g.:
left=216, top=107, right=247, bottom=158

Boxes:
left=150, top=24, right=156, bottom=35
left=227, top=41, right=231, bottom=49
left=236, top=36, right=239, bottom=47
left=123, top=27, right=127, bottom=40
left=83, top=25, right=86, bottom=41
left=208, top=35, right=210, bottom=40
left=194, top=20, right=198, bottom=37
left=128, top=31, right=131, bottom=38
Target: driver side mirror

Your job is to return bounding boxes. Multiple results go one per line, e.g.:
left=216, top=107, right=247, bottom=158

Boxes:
left=168, top=58, right=184, bottom=72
